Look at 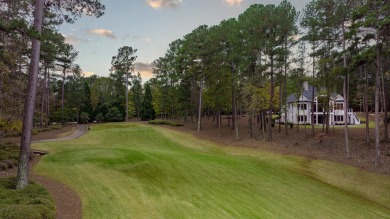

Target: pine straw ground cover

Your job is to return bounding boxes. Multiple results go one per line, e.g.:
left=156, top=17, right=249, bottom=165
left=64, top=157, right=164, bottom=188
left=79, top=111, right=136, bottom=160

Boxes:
left=33, top=123, right=390, bottom=218
left=0, top=178, right=55, bottom=219
left=0, top=142, right=55, bottom=219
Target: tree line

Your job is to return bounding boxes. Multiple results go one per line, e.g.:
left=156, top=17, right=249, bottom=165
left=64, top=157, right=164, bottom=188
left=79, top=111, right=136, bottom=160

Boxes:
left=149, top=0, right=390, bottom=167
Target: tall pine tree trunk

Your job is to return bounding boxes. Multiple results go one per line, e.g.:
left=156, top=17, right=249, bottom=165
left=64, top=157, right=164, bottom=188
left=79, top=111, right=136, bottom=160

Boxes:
left=125, top=73, right=129, bottom=122
left=268, top=54, right=274, bottom=141
left=16, top=0, right=44, bottom=189
left=47, top=72, right=51, bottom=125
left=363, top=67, right=370, bottom=146
left=374, top=34, right=381, bottom=166
left=197, top=75, right=203, bottom=132
left=231, top=64, right=239, bottom=140
left=311, top=47, right=315, bottom=137
left=342, top=22, right=350, bottom=159
left=284, top=42, right=288, bottom=136
left=278, top=84, right=282, bottom=133
left=61, top=67, right=66, bottom=118
left=0, top=69, right=3, bottom=115
left=40, top=65, right=48, bottom=128
left=381, top=65, right=388, bottom=142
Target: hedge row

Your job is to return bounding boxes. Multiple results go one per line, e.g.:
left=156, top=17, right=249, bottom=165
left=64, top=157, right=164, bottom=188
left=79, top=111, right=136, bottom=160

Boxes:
left=148, top=120, right=184, bottom=127
left=3, top=124, right=63, bottom=138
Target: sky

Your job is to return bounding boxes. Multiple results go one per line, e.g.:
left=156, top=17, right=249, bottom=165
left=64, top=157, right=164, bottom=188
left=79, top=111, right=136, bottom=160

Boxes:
left=60, top=0, right=310, bottom=82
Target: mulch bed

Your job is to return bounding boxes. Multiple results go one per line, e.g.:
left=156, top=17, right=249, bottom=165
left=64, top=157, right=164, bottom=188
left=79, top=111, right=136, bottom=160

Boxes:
left=0, top=124, right=82, bottom=219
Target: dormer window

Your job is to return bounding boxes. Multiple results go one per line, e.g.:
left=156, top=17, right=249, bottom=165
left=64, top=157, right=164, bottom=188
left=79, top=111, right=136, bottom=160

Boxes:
left=298, top=103, right=307, bottom=110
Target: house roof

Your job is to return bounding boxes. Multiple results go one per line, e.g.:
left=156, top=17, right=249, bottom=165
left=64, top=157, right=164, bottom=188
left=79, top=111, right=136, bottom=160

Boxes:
left=287, top=94, right=298, bottom=103
left=331, top=93, right=344, bottom=101
left=287, top=85, right=317, bottom=103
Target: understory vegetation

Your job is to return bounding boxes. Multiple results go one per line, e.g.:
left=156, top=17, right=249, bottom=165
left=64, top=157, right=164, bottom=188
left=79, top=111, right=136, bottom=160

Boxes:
left=0, top=144, right=55, bottom=218
left=148, top=120, right=184, bottom=127
left=0, top=143, right=35, bottom=171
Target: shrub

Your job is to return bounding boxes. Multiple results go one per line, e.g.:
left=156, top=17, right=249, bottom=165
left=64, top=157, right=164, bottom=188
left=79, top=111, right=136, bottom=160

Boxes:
left=95, top=113, right=105, bottom=123
left=3, top=132, right=21, bottom=138
left=105, top=107, right=123, bottom=122
left=0, top=143, right=34, bottom=169
left=0, top=178, right=56, bottom=219
left=0, top=143, right=20, bottom=167
left=79, top=112, right=90, bottom=124
left=148, top=120, right=184, bottom=127
left=31, top=129, right=39, bottom=135
left=49, top=125, right=63, bottom=130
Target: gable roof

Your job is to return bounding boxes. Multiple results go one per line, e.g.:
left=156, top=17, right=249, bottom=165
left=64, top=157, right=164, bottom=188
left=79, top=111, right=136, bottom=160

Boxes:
left=287, top=85, right=317, bottom=103
left=331, top=93, right=344, bottom=101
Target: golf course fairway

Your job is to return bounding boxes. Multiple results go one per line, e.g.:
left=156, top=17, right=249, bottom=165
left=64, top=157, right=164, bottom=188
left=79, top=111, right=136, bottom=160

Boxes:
left=33, top=123, right=390, bottom=218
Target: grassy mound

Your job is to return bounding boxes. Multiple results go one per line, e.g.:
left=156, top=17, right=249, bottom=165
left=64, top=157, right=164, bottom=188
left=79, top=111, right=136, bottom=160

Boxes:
left=0, top=178, right=55, bottom=219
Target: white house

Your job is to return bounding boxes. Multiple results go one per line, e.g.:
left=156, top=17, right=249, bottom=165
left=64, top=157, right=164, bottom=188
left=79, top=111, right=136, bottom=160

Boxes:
left=281, top=82, right=360, bottom=125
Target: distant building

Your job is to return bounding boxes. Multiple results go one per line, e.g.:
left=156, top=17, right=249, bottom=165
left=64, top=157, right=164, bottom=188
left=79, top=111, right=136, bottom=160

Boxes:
left=280, top=82, right=360, bottom=125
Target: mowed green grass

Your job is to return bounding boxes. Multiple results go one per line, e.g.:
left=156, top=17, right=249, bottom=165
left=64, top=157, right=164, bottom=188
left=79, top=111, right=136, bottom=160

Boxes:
left=33, top=123, right=390, bottom=218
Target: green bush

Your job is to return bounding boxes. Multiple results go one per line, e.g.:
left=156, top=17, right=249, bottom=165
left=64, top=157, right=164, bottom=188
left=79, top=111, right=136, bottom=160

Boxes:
left=49, top=125, right=63, bottom=130
left=0, top=143, right=34, bottom=169
left=31, top=129, right=39, bottom=135
left=148, top=120, right=184, bottom=127
left=79, top=112, right=90, bottom=124
left=3, top=132, right=21, bottom=138
left=2, top=125, right=63, bottom=138
left=0, top=178, right=55, bottom=219
left=0, top=143, right=20, bottom=167
left=95, top=113, right=105, bottom=122
left=105, top=107, right=123, bottom=122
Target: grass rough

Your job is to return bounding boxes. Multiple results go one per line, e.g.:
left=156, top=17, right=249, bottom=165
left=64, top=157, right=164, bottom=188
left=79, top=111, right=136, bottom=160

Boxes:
left=33, top=123, right=390, bottom=218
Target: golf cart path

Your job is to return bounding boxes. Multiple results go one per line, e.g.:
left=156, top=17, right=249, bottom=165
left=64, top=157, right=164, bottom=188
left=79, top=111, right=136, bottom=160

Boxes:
left=32, top=124, right=88, bottom=219
left=33, top=124, right=88, bottom=143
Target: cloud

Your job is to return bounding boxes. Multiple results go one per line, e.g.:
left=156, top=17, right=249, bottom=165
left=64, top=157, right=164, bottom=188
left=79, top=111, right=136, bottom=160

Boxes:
left=134, top=62, right=153, bottom=80
left=63, top=35, right=85, bottom=45
left=83, top=71, right=95, bottom=77
left=225, top=0, right=243, bottom=6
left=123, top=34, right=152, bottom=44
left=146, top=0, right=182, bottom=9
left=87, top=29, right=116, bottom=39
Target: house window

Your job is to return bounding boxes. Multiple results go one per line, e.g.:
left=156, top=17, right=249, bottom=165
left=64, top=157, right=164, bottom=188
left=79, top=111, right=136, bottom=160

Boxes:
left=335, top=103, right=343, bottom=110
left=334, top=115, right=344, bottom=122
left=317, top=103, right=323, bottom=112
left=298, top=115, right=307, bottom=122
left=298, top=103, right=307, bottom=110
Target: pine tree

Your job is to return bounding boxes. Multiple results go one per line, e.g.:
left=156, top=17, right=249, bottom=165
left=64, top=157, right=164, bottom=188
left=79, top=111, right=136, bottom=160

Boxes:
left=140, top=83, right=156, bottom=121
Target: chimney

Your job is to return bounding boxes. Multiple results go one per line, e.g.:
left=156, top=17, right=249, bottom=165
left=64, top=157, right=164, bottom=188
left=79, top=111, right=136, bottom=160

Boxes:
left=303, top=81, right=309, bottom=91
